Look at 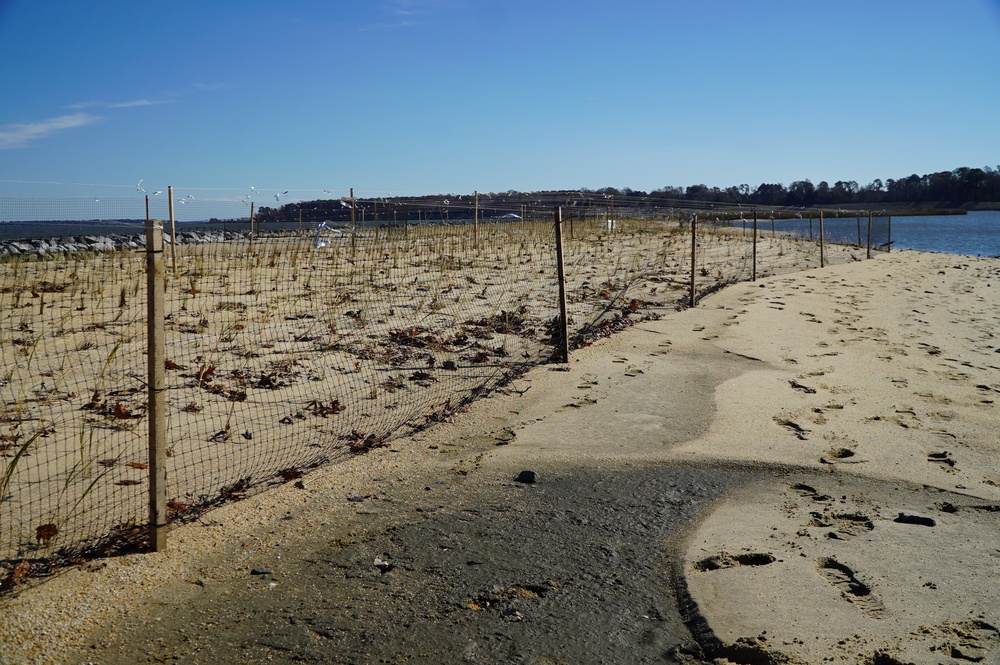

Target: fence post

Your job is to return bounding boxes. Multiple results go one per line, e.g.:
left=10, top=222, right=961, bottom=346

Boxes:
left=474, top=191, right=479, bottom=244
left=689, top=214, right=697, bottom=308
left=887, top=214, right=892, bottom=252
left=167, top=186, right=177, bottom=275
left=819, top=210, right=826, bottom=268
left=752, top=210, right=758, bottom=282
left=145, top=219, right=167, bottom=552
left=866, top=211, right=873, bottom=259
left=554, top=207, right=570, bottom=363
left=350, top=187, right=356, bottom=257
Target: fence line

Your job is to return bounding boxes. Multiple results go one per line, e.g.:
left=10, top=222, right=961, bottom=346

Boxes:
left=0, top=192, right=890, bottom=591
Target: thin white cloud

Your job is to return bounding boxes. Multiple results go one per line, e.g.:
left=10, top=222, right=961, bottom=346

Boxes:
left=358, top=0, right=456, bottom=30
left=0, top=113, right=100, bottom=149
left=69, top=98, right=166, bottom=109
left=109, top=99, right=164, bottom=109
left=360, top=19, right=423, bottom=30
left=192, top=82, right=236, bottom=91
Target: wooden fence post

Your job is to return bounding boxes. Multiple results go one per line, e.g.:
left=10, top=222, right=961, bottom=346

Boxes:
left=474, top=191, right=479, bottom=244
left=167, top=185, right=177, bottom=275
left=554, top=207, right=570, bottom=363
left=752, top=210, right=758, bottom=282
left=350, top=187, right=356, bottom=257
left=145, top=219, right=167, bottom=552
left=689, top=214, right=697, bottom=308
left=887, top=214, right=892, bottom=252
left=866, top=211, right=873, bottom=259
left=819, top=210, right=826, bottom=268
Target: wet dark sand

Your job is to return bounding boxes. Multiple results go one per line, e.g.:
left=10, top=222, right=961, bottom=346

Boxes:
left=79, top=464, right=752, bottom=664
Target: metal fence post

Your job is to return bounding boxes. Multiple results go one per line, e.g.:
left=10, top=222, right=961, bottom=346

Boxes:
left=554, top=207, right=570, bottom=363
left=145, top=219, right=167, bottom=551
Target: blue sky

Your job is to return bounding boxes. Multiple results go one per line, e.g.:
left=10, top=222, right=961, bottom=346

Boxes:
left=1, top=0, right=999, bottom=202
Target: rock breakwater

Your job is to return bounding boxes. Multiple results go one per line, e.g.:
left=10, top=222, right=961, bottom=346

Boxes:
left=0, top=230, right=249, bottom=257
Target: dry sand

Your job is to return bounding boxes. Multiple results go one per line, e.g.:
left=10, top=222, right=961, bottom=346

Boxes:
left=1, top=248, right=998, bottom=664
left=0, top=220, right=851, bottom=563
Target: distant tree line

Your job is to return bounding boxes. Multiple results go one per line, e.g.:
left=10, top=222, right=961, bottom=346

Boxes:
left=255, top=165, right=1000, bottom=225
left=642, top=166, right=1000, bottom=208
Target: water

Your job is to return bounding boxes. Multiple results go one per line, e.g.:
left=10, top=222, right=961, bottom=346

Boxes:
left=879, top=211, right=1000, bottom=257
left=734, top=211, right=1000, bottom=257
left=2, top=204, right=1000, bottom=257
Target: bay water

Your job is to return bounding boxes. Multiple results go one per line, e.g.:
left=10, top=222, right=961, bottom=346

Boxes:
left=737, top=211, right=1000, bottom=257
left=2, top=208, right=1000, bottom=257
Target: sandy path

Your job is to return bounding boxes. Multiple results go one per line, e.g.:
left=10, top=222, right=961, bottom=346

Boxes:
left=671, top=251, right=1000, bottom=664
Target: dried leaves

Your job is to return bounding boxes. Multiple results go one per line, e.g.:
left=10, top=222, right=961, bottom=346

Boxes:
left=276, top=467, right=303, bottom=482
left=306, top=399, right=346, bottom=417
left=35, top=523, right=57, bottom=544
left=340, top=431, right=387, bottom=455
left=0, top=560, right=34, bottom=592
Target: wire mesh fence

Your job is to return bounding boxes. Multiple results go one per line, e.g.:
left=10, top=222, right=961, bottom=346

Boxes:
left=0, top=190, right=889, bottom=590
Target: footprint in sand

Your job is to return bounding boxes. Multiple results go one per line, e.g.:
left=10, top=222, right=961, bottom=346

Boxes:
left=928, top=409, right=958, bottom=422
left=693, top=551, right=777, bottom=572
left=937, top=369, right=972, bottom=382
left=775, top=417, right=811, bottom=440
left=806, top=510, right=874, bottom=540
left=920, top=619, right=1000, bottom=663
left=789, top=379, right=817, bottom=394
left=820, top=447, right=859, bottom=465
left=562, top=397, right=598, bottom=410
left=790, top=483, right=832, bottom=502
left=927, top=450, right=957, bottom=470
left=816, top=557, right=885, bottom=618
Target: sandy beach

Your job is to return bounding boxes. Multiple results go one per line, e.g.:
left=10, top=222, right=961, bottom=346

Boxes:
left=1, top=247, right=998, bottom=664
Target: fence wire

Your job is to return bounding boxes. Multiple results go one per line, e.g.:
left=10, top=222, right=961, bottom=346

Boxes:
left=0, top=193, right=889, bottom=590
